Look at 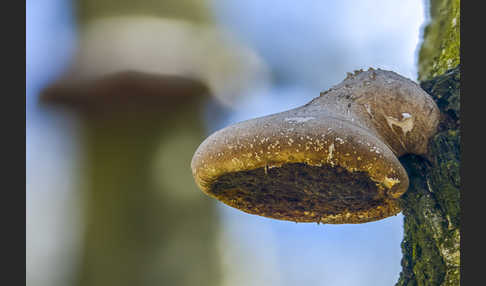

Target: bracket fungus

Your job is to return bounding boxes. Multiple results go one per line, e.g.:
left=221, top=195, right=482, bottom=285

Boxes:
left=41, top=70, right=209, bottom=115
left=191, top=68, right=440, bottom=224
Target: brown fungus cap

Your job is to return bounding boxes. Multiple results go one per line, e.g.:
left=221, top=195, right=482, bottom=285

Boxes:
left=191, top=68, right=440, bottom=224
left=40, top=70, right=210, bottom=115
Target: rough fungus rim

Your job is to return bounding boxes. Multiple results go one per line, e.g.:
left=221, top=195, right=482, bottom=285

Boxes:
left=207, top=162, right=402, bottom=224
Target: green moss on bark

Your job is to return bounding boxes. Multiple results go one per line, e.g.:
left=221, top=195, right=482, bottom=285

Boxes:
left=398, top=0, right=460, bottom=283
left=396, top=66, right=460, bottom=286
left=418, top=0, right=460, bottom=81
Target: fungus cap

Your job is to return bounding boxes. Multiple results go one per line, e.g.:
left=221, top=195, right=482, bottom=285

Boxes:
left=40, top=71, right=210, bottom=114
left=191, top=69, right=440, bottom=224
left=52, top=16, right=270, bottom=108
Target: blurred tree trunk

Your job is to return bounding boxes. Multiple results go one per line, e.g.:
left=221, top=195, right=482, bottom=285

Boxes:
left=68, top=1, right=222, bottom=285
left=75, top=0, right=211, bottom=25
left=76, top=100, right=221, bottom=286
left=396, top=0, right=460, bottom=285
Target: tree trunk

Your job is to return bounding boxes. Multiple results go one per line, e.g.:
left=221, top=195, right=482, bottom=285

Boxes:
left=75, top=101, right=221, bottom=286
left=396, top=0, right=460, bottom=285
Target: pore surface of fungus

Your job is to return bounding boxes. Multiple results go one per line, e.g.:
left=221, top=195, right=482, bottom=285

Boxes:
left=191, top=68, right=440, bottom=224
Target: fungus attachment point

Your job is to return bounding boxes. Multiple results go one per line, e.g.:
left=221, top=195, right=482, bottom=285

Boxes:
left=191, top=69, right=440, bottom=224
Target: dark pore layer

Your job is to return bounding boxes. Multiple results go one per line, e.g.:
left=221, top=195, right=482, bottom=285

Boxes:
left=209, top=163, right=390, bottom=223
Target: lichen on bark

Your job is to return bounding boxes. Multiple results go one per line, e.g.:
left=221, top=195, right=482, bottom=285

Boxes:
left=418, top=0, right=460, bottom=81
left=396, top=66, right=460, bottom=286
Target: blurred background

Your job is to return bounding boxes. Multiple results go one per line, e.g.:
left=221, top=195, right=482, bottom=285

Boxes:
left=26, top=0, right=427, bottom=285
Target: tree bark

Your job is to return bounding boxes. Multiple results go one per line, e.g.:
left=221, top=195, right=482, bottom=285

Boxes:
left=396, top=0, right=460, bottom=285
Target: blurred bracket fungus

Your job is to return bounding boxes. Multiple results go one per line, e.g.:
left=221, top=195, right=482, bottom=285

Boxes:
left=67, top=16, right=270, bottom=108
left=191, top=68, right=440, bottom=224
left=40, top=70, right=221, bottom=286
